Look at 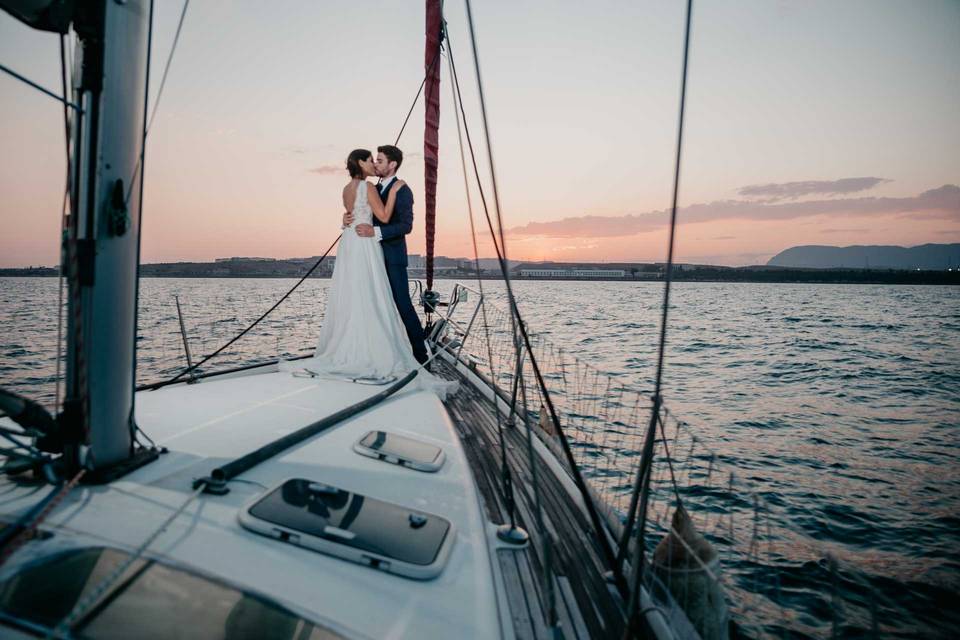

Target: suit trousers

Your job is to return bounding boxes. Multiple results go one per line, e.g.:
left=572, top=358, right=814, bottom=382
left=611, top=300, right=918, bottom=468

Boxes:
left=384, top=261, right=428, bottom=364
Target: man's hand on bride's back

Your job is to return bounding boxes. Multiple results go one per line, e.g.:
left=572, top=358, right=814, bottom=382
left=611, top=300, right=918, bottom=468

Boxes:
left=355, top=223, right=374, bottom=238
left=342, top=210, right=353, bottom=227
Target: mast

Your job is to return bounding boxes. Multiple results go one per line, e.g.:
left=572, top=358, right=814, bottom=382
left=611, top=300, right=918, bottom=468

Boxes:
left=423, top=0, right=442, bottom=296
left=62, top=0, right=154, bottom=477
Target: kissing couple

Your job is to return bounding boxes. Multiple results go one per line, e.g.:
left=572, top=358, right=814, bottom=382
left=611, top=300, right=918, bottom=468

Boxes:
left=294, top=145, right=456, bottom=400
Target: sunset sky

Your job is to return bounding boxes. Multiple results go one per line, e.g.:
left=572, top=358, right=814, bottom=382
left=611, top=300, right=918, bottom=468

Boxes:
left=1, top=0, right=958, bottom=268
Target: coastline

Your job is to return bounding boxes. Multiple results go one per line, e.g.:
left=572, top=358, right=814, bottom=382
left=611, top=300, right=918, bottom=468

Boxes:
left=2, top=271, right=958, bottom=285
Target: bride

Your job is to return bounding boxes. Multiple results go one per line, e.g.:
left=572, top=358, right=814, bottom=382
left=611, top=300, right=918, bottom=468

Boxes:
left=294, top=148, right=456, bottom=399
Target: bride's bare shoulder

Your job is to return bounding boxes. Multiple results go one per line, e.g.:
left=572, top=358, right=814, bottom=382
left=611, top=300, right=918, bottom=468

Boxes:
left=342, top=181, right=356, bottom=209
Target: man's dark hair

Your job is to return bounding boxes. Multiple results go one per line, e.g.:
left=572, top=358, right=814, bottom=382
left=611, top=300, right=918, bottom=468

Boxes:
left=346, top=148, right=371, bottom=179
left=377, top=145, right=403, bottom=171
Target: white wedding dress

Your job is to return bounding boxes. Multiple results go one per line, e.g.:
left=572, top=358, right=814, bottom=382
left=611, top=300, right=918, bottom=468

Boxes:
left=289, top=180, right=456, bottom=400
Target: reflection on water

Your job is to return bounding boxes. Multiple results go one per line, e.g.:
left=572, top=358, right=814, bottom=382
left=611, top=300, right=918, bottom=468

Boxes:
left=2, top=277, right=958, bottom=635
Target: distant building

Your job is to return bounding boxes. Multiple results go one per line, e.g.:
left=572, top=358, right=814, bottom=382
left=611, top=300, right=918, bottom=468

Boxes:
left=215, top=257, right=276, bottom=262
left=434, top=256, right=461, bottom=268
left=520, top=269, right=568, bottom=277
left=519, top=268, right=626, bottom=278
left=571, top=269, right=625, bottom=278
left=409, top=265, right=459, bottom=277
left=652, top=263, right=698, bottom=271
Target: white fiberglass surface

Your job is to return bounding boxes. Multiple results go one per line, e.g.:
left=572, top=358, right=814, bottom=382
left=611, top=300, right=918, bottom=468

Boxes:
left=0, top=371, right=503, bottom=639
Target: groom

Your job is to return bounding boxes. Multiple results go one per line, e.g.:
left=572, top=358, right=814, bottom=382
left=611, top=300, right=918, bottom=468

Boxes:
left=344, top=145, right=428, bottom=364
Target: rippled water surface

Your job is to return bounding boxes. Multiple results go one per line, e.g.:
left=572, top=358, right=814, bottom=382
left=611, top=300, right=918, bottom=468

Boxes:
left=2, top=277, right=958, bottom=637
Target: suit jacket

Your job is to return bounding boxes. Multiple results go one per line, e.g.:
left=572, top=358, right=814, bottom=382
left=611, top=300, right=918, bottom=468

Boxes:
left=374, top=179, right=414, bottom=266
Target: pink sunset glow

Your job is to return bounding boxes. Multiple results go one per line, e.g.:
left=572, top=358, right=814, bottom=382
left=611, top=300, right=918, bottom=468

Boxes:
left=2, top=1, right=958, bottom=267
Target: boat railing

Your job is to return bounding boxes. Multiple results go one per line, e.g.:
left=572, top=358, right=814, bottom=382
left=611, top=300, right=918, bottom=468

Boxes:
left=136, top=286, right=325, bottom=383
left=135, top=278, right=441, bottom=389
left=7, top=278, right=438, bottom=407
left=3, top=276, right=919, bottom=636
left=430, top=282, right=906, bottom=639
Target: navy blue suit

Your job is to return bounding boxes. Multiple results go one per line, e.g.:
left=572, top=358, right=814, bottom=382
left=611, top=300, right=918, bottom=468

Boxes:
left=375, top=179, right=428, bottom=364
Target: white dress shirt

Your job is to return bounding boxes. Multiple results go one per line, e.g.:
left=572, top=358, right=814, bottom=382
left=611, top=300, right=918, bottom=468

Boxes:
left=373, top=175, right=398, bottom=242
left=378, top=175, right=397, bottom=193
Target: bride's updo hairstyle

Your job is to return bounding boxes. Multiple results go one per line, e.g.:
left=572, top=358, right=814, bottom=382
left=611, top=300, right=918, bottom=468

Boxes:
left=346, top=148, right=372, bottom=179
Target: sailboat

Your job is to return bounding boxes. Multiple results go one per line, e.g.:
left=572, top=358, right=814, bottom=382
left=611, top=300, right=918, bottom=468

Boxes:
left=0, top=1, right=756, bottom=638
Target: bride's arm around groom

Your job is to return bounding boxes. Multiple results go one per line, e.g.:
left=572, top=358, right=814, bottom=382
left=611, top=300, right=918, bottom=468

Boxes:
left=375, top=182, right=413, bottom=239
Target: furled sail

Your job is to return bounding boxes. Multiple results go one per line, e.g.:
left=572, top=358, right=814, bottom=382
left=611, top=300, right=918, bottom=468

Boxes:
left=423, top=0, right=442, bottom=293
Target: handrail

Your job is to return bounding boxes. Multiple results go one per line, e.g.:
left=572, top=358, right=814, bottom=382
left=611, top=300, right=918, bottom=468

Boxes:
left=195, top=370, right=419, bottom=494
left=137, top=352, right=313, bottom=392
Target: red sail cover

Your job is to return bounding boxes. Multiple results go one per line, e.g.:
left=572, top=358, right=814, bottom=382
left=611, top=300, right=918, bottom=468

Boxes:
left=424, top=0, right=442, bottom=291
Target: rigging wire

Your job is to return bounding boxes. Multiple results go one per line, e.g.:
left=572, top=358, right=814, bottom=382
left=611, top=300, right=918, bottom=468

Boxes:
left=130, top=0, right=157, bottom=440
left=55, top=34, right=72, bottom=413
left=444, top=33, right=504, bottom=265
left=146, top=0, right=190, bottom=135
left=514, top=344, right=560, bottom=628
left=0, top=470, right=86, bottom=569
left=13, top=2, right=450, bottom=409
left=0, top=62, right=83, bottom=112
left=115, top=0, right=440, bottom=383
left=59, top=35, right=72, bottom=197
left=622, top=0, right=695, bottom=632
left=123, top=0, right=191, bottom=207
left=163, top=234, right=341, bottom=385
left=393, top=45, right=443, bottom=146
left=658, top=408, right=684, bottom=506
left=459, top=0, right=627, bottom=595
left=0, top=429, right=44, bottom=459
left=444, top=28, right=522, bottom=533
left=158, top=38, right=446, bottom=386
left=51, top=481, right=205, bottom=636
left=461, top=2, right=509, bottom=265
left=446, top=41, right=497, bottom=392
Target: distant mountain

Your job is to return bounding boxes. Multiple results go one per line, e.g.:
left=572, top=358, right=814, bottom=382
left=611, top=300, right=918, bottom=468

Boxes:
left=767, top=243, right=960, bottom=270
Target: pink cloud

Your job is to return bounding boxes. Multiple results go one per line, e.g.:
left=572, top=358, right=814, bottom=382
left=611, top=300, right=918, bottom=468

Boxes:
left=308, top=165, right=343, bottom=175
left=738, top=177, right=892, bottom=201
left=509, top=184, right=960, bottom=238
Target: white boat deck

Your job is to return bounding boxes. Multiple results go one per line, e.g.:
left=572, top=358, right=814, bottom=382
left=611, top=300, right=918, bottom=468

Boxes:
left=0, top=368, right=506, bottom=639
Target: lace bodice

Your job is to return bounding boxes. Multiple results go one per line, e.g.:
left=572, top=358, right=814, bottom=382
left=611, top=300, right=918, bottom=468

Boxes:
left=351, top=180, right=374, bottom=227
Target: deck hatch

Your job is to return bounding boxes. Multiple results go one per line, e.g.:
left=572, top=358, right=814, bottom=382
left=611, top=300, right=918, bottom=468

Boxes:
left=239, top=479, right=454, bottom=580
left=353, top=430, right=446, bottom=472
left=0, top=547, right=349, bottom=638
